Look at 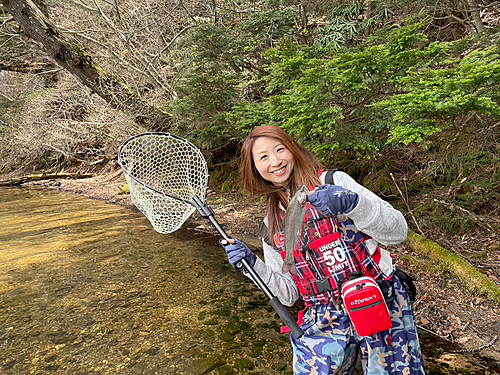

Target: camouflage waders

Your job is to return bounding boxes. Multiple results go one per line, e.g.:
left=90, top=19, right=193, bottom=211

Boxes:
left=290, top=275, right=426, bottom=375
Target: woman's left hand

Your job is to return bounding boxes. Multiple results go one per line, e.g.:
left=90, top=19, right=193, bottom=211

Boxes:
left=308, top=185, right=359, bottom=216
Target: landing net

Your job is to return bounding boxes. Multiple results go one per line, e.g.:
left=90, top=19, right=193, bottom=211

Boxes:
left=118, top=133, right=209, bottom=234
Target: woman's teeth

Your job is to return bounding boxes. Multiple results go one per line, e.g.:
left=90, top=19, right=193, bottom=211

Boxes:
left=273, top=166, right=286, bottom=175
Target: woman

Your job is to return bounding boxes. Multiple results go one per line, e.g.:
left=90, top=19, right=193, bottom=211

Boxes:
left=221, top=125, right=426, bottom=375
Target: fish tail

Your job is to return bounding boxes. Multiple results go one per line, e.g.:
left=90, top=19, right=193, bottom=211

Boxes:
left=282, top=262, right=298, bottom=276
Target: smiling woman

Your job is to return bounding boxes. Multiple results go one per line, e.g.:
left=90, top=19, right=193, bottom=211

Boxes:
left=220, top=125, right=426, bottom=375
left=251, top=137, right=295, bottom=187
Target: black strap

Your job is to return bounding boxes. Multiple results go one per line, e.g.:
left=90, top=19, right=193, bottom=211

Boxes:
left=324, top=169, right=338, bottom=185
left=395, top=268, right=417, bottom=302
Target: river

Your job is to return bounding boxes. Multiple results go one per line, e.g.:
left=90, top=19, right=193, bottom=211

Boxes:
left=0, top=187, right=292, bottom=374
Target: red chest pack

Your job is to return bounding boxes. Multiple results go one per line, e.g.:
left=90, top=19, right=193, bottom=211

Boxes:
left=276, top=206, right=384, bottom=305
left=341, top=276, right=393, bottom=336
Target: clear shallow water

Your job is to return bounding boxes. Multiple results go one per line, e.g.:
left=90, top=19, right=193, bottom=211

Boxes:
left=0, top=187, right=292, bottom=374
left=0, top=188, right=141, bottom=284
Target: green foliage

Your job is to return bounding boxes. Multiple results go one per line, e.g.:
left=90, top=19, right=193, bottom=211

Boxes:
left=231, top=18, right=438, bottom=160
left=169, top=9, right=302, bottom=148
left=315, top=0, right=393, bottom=48
left=242, top=9, right=299, bottom=46
left=226, top=101, right=273, bottom=137
left=171, top=63, right=239, bottom=147
left=377, top=42, right=500, bottom=146
left=170, top=7, right=500, bottom=160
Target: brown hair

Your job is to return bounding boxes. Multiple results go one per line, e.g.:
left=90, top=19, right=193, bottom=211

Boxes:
left=240, top=125, right=323, bottom=243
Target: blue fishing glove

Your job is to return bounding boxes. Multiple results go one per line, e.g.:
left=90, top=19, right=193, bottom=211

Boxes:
left=308, top=185, right=359, bottom=216
left=220, top=239, right=257, bottom=270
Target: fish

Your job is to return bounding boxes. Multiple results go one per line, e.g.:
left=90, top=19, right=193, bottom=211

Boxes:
left=282, top=185, right=308, bottom=275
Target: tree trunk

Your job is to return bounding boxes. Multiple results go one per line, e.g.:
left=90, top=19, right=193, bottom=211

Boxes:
left=467, top=0, right=486, bottom=34
left=0, top=173, right=93, bottom=186
left=1, top=0, right=172, bottom=132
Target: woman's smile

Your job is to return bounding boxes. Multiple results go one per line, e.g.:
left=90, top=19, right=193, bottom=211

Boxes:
left=252, top=136, right=294, bottom=187
left=272, top=166, right=287, bottom=175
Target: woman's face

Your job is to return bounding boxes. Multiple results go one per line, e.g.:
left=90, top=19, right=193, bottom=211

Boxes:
left=251, top=136, right=294, bottom=187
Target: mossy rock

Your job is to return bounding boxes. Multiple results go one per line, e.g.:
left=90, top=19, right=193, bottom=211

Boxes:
left=233, top=358, right=254, bottom=370
left=217, top=365, right=234, bottom=375
left=198, top=310, right=207, bottom=320
left=204, top=329, right=215, bottom=337
left=214, top=306, right=232, bottom=317
left=271, top=362, right=288, bottom=371
left=190, top=356, right=225, bottom=375
left=224, top=316, right=250, bottom=335
left=248, top=339, right=266, bottom=358
left=204, top=317, right=219, bottom=326
left=225, top=341, right=241, bottom=350
left=219, top=332, right=235, bottom=342
left=240, top=328, right=255, bottom=340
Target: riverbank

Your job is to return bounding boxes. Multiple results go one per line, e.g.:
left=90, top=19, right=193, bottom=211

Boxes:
left=20, top=162, right=500, bottom=371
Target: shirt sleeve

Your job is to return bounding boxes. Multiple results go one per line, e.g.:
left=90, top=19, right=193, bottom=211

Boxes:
left=250, top=240, right=300, bottom=307
left=329, top=171, right=408, bottom=246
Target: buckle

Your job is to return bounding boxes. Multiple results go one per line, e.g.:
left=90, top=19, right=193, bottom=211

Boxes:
left=314, top=278, right=334, bottom=294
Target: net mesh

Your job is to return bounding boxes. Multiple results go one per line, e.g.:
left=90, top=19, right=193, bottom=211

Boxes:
left=118, top=133, right=209, bottom=234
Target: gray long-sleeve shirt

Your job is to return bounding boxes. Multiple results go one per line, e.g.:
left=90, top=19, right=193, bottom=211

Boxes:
left=251, top=170, right=408, bottom=307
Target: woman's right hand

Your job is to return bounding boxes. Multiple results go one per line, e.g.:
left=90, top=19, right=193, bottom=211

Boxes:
left=220, top=238, right=257, bottom=269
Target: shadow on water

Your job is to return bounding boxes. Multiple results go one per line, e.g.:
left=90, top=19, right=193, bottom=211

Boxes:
left=0, top=187, right=499, bottom=374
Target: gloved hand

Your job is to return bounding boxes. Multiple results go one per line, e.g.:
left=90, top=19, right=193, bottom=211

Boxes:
left=308, top=185, right=359, bottom=216
left=220, top=238, right=257, bottom=270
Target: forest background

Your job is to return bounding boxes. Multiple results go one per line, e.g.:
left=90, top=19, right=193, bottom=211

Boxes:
left=0, top=0, right=500, bottom=368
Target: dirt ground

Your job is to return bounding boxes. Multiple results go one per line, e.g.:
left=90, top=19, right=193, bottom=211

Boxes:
left=31, top=161, right=500, bottom=372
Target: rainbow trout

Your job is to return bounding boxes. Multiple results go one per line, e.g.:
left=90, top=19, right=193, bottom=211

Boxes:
left=282, top=185, right=308, bottom=275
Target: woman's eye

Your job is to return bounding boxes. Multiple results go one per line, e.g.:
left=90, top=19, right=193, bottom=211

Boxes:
left=260, top=155, right=267, bottom=161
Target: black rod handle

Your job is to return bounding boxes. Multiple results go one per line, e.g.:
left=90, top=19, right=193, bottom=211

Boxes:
left=269, top=296, right=304, bottom=339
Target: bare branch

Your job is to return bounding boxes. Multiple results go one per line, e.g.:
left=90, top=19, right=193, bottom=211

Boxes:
left=2, top=0, right=172, bottom=131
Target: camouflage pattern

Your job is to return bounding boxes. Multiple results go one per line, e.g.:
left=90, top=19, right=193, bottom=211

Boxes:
left=290, top=275, right=426, bottom=375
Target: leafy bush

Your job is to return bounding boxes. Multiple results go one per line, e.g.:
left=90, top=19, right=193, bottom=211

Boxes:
left=378, top=42, right=500, bottom=146
left=231, top=18, right=440, bottom=160
left=171, top=12, right=500, bottom=162
left=169, top=9, right=302, bottom=148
